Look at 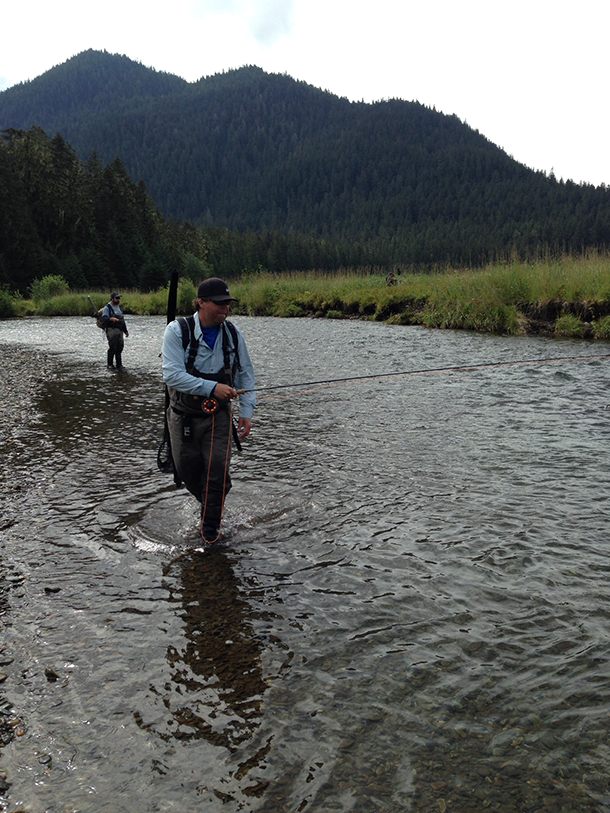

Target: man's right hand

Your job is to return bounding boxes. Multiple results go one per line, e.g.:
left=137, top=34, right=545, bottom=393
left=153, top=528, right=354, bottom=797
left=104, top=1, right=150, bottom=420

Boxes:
left=213, top=383, right=238, bottom=401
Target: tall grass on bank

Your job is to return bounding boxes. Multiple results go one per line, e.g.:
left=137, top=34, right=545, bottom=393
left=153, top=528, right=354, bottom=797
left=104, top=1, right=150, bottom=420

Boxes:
left=229, top=254, right=610, bottom=337
left=2, top=255, right=610, bottom=338
left=3, top=278, right=199, bottom=319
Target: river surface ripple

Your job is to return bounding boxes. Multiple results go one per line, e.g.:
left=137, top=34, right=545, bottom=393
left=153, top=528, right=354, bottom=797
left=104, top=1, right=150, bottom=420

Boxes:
left=1, top=315, right=610, bottom=813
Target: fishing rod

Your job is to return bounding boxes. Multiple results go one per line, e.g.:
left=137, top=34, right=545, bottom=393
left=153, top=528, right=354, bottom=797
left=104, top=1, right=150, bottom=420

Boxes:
left=166, top=271, right=179, bottom=325
left=87, top=294, right=99, bottom=316
left=238, top=352, right=610, bottom=396
left=87, top=294, right=104, bottom=328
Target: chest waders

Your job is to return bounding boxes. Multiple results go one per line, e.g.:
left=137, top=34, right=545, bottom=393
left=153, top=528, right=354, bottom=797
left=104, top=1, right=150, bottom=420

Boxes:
left=168, top=317, right=242, bottom=544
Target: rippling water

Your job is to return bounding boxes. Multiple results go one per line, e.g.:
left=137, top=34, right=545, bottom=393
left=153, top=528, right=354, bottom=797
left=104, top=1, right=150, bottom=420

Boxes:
left=1, top=315, right=610, bottom=813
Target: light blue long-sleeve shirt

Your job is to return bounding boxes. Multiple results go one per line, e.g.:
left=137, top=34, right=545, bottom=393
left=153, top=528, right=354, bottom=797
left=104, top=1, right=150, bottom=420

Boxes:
left=162, top=317, right=256, bottom=420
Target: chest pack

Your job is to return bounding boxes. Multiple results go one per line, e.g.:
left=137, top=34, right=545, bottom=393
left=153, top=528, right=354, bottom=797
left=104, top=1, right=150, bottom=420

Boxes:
left=177, top=315, right=241, bottom=385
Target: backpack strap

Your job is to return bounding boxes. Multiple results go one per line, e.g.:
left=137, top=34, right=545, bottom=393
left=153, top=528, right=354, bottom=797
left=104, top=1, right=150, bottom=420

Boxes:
left=177, top=316, right=199, bottom=373
left=101, top=302, right=115, bottom=329
left=222, top=321, right=241, bottom=384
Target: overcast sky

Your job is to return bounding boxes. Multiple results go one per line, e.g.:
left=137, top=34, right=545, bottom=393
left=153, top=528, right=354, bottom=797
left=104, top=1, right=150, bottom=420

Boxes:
left=1, top=0, right=608, bottom=187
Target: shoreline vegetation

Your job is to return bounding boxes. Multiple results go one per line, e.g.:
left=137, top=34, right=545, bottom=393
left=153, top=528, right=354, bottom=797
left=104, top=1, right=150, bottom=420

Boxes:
left=2, top=254, right=610, bottom=340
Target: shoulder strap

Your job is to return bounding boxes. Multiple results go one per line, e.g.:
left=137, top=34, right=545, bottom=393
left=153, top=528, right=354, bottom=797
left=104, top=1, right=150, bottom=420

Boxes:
left=177, top=316, right=199, bottom=372
left=222, top=321, right=241, bottom=373
left=177, top=316, right=189, bottom=349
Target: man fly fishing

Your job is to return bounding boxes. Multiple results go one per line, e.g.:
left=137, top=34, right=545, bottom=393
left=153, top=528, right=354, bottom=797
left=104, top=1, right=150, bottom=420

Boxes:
left=102, top=292, right=129, bottom=370
left=161, top=277, right=256, bottom=544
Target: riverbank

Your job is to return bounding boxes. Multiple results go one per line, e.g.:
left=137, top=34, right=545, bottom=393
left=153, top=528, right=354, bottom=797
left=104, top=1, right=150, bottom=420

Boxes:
left=3, top=253, right=610, bottom=338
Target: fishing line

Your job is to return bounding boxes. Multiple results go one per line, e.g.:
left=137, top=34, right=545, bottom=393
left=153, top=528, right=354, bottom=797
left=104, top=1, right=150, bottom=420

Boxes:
left=241, top=353, right=610, bottom=401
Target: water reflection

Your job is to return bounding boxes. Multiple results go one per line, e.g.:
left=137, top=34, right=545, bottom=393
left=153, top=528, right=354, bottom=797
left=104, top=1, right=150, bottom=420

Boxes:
left=162, top=549, right=268, bottom=750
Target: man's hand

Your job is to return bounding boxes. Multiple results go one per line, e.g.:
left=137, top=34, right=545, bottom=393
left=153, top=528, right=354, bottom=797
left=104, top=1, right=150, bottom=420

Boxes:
left=237, top=418, right=252, bottom=439
left=213, top=383, right=238, bottom=401
left=209, top=386, right=252, bottom=438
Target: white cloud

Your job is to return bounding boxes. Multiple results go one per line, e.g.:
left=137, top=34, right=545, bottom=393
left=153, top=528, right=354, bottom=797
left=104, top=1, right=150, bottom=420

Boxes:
left=249, top=0, right=295, bottom=46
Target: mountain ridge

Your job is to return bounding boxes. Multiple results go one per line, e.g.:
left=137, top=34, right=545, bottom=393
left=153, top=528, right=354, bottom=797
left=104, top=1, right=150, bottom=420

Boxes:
left=2, top=50, right=609, bottom=265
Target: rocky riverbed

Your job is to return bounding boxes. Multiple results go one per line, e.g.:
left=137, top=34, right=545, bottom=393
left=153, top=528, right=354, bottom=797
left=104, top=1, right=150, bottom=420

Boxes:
left=0, top=346, right=61, bottom=523
left=0, top=346, right=61, bottom=798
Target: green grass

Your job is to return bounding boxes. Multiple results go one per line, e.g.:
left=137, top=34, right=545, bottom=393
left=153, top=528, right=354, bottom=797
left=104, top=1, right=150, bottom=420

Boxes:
left=593, top=315, right=610, bottom=339
left=4, top=254, right=610, bottom=339
left=554, top=314, right=587, bottom=338
left=226, top=254, right=610, bottom=338
left=10, top=277, right=199, bottom=319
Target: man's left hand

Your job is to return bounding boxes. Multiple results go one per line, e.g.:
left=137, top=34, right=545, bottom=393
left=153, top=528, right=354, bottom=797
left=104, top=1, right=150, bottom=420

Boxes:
left=237, top=418, right=252, bottom=439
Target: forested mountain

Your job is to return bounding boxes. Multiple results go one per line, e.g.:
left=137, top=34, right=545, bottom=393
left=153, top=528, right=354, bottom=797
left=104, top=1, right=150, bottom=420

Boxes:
left=2, top=49, right=610, bottom=268
left=0, top=126, right=361, bottom=293
left=0, top=50, right=188, bottom=138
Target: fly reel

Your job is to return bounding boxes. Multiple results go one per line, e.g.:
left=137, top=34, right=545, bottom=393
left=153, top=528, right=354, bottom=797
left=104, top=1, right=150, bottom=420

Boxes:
left=202, top=397, right=219, bottom=414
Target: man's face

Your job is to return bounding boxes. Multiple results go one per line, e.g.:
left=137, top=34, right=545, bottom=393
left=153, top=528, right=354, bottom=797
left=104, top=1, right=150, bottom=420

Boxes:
left=112, top=297, right=121, bottom=305
left=198, top=299, right=231, bottom=327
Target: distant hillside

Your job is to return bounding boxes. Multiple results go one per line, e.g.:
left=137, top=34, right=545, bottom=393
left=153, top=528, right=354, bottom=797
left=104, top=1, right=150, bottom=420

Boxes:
left=0, top=50, right=188, bottom=136
left=2, top=50, right=610, bottom=266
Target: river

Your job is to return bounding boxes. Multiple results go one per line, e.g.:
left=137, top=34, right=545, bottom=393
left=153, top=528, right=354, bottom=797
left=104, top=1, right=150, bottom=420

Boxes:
left=0, top=315, right=609, bottom=813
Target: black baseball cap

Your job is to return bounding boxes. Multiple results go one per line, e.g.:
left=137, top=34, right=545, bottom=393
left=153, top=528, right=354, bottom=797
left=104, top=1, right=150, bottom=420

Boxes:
left=197, top=278, right=237, bottom=303
left=110, top=292, right=121, bottom=299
